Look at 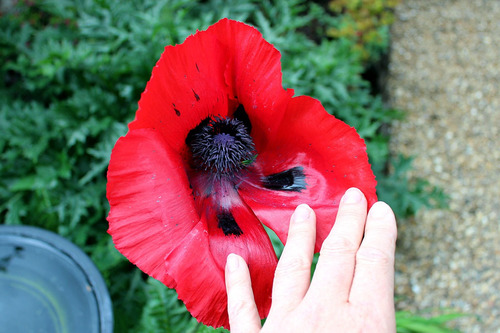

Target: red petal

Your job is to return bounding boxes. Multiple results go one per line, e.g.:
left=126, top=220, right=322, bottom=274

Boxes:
left=239, top=96, right=377, bottom=251
left=106, top=128, right=198, bottom=286
left=210, top=19, right=294, bottom=148
left=129, top=19, right=293, bottom=153
left=129, top=22, right=232, bottom=153
left=164, top=200, right=277, bottom=329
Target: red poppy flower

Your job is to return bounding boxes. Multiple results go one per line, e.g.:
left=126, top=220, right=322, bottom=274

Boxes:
left=107, top=19, right=377, bottom=329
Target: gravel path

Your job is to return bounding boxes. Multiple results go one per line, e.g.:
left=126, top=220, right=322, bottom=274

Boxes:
left=387, top=1, right=500, bottom=332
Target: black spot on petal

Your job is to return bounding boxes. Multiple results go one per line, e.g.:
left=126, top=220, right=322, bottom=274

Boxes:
left=192, top=89, right=200, bottom=101
left=217, top=211, right=243, bottom=236
left=196, top=63, right=200, bottom=72
left=174, top=108, right=181, bottom=116
left=262, top=167, right=307, bottom=192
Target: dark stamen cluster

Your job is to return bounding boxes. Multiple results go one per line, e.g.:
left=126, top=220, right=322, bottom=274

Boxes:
left=188, top=116, right=255, bottom=176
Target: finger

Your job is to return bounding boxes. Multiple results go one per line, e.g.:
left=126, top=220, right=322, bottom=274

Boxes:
left=270, top=204, right=316, bottom=314
left=225, top=253, right=261, bottom=333
left=307, top=188, right=367, bottom=304
left=349, top=201, right=397, bottom=319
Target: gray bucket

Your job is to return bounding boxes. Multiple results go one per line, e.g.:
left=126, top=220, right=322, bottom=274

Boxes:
left=0, top=225, right=113, bottom=333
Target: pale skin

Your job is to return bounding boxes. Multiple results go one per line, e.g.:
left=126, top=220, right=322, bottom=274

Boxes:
left=225, top=187, right=397, bottom=332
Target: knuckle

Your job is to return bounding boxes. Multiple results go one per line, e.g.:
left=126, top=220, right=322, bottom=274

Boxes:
left=370, top=224, right=398, bottom=244
left=288, top=223, right=313, bottom=241
left=229, top=276, right=247, bottom=290
left=227, top=276, right=253, bottom=299
left=356, top=246, right=393, bottom=266
left=338, top=209, right=366, bottom=224
left=275, top=255, right=311, bottom=278
left=320, top=234, right=358, bottom=257
left=228, top=298, right=254, bottom=318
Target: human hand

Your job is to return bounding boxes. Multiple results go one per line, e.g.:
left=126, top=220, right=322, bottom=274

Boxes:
left=225, top=187, right=397, bottom=332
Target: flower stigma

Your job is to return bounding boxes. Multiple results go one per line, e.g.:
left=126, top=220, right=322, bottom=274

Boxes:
left=187, top=115, right=255, bottom=178
left=185, top=113, right=256, bottom=237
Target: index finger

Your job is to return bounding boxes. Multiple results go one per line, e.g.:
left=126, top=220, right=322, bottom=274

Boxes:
left=269, top=204, right=316, bottom=314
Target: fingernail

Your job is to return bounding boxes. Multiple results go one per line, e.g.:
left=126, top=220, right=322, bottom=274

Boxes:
left=369, top=202, right=390, bottom=219
left=226, top=253, right=240, bottom=272
left=342, top=188, right=362, bottom=204
left=293, top=204, right=311, bottom=223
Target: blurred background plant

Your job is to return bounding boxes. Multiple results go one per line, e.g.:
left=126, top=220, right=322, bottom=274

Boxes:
left=327, top=0, right=400, bottom=63
left=0, top=0, right=451, bottom=331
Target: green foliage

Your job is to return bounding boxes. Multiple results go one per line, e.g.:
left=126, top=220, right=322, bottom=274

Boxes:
left=377, top=155, right=448, bottom=217
left=136, top=278, right=209, bottom=333
left=0, top=0, right=450, bottom=332
left=396, top=311, right=464, bottom=333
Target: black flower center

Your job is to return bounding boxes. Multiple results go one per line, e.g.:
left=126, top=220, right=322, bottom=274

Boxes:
left=187, top=115, right=255, bottom=177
